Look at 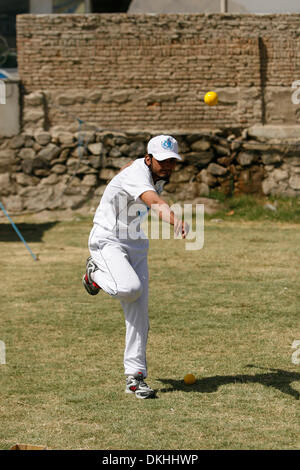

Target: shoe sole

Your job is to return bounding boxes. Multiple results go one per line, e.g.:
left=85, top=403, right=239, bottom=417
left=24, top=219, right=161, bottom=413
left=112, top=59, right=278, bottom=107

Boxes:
left=82, top=274, right=100, bottom=295
left=125, top=389, right=156, bottom=399
left=135, top=391, right=156, bottom=399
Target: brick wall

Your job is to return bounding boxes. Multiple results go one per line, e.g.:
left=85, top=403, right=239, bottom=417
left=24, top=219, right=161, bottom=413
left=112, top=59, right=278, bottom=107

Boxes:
left=16, top=13, right=300, bottom=132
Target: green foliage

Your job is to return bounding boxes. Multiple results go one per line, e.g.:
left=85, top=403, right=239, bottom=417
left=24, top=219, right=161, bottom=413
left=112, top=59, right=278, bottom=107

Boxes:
left=208, top=193, right=300, bottom=223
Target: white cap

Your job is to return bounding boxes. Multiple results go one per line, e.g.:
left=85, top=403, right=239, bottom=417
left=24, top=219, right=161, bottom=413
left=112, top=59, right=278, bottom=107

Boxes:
left=147, top=135, right=182, bottom=161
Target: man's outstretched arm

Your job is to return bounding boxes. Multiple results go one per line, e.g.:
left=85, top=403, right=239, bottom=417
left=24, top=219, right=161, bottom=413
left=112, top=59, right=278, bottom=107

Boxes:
left=140, top=190, right=189, bottom=239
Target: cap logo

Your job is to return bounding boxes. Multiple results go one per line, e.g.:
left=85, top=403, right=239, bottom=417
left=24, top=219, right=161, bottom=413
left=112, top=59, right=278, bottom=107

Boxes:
left=161, top=137, right=174, bottom=151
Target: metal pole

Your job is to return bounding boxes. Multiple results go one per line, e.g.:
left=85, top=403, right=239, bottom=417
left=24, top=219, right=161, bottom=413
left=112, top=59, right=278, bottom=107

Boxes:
left=85, top=0, right=91, bottom=13
left=0, top=202, right=38, bottom=261
left=220, top=0, right=228, bottom=13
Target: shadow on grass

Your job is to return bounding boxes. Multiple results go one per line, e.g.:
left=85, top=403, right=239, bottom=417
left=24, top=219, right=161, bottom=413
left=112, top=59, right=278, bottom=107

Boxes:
left=159, top=366, right=300, bottom=400
left=0, top=222, right=58, bottom=243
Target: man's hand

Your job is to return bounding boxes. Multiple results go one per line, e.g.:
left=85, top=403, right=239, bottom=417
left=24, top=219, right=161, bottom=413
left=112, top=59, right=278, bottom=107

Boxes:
left=174, top=220, right=190, bottom=239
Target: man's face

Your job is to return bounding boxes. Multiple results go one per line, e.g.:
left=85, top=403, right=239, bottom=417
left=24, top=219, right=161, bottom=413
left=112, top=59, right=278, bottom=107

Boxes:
left=145, top=154, right=177, bottom=180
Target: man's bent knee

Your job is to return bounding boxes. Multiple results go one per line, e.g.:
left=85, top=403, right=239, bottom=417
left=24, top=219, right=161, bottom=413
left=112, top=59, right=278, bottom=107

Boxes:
left=119, top=281, right=143, bottom=303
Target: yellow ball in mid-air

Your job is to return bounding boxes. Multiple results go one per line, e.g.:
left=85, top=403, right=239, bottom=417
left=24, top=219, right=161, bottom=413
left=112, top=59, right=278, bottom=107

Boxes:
left=204, top=91, right=218, bottom=106
left=184, top=373, right=196, bottom=385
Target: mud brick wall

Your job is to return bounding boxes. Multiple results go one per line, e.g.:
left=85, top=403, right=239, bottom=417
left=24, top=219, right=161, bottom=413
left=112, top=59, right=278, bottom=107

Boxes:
left=16, top=13, right=300, bottom=133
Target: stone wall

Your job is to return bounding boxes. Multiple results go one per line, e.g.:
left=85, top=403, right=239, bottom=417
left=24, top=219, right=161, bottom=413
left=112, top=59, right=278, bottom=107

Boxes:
left=1, top=127, right=300, bottom=215
left=16, top=14, right=300, bottom=132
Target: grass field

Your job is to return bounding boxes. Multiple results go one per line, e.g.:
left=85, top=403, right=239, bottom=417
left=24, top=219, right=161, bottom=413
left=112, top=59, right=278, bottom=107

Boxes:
left=0, top=196, right=300, bottom=450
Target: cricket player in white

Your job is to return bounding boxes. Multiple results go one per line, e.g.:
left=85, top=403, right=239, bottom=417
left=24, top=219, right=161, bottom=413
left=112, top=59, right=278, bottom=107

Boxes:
left=83, top=135, right=189, bottom=398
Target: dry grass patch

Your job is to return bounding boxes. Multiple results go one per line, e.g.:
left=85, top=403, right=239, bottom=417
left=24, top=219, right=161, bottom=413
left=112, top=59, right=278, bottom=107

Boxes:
left=0, top=210, right=299, bottom=449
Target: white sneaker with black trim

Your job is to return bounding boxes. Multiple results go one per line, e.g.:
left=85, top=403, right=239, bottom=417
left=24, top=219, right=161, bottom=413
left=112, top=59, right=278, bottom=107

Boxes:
left=125, top=372, right=155, bottom=399
left=82, top=256, right=101, bottom=296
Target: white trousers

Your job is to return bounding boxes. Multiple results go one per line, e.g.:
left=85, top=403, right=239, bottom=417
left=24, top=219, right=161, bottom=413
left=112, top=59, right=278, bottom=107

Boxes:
left=88, top=225, right=149, bottom=378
